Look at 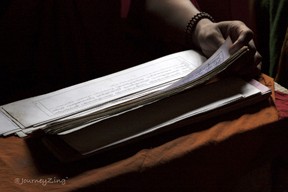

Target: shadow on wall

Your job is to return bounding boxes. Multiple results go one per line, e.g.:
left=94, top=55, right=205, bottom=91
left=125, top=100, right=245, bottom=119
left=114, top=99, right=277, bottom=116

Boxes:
left=0, top=0, right=10, bottom=16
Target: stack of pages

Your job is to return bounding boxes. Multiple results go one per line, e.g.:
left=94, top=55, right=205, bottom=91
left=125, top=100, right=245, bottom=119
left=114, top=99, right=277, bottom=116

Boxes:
left=0, top=38, right=271, bottom=161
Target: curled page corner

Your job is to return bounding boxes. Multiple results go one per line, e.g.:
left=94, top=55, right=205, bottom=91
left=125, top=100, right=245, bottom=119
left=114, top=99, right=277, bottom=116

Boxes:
left=163, top=37, right=232, bottom=92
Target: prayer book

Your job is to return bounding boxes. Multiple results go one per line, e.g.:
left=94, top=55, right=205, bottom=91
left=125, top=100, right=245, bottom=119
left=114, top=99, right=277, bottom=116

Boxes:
left=0, top=38, right=271, bottom=161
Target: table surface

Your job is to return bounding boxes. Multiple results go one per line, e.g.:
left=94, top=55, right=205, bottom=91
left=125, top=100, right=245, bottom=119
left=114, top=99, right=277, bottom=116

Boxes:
left=1, top=75, right=288, bottom=192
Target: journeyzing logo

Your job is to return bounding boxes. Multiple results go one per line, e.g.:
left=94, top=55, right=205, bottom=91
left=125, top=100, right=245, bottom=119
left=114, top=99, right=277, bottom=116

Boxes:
left=14, top=177, right=68, bottom=186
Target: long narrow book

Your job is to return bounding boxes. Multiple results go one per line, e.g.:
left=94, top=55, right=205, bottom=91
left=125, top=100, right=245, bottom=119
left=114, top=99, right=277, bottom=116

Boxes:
left=0, top=38, right=271, bottom=161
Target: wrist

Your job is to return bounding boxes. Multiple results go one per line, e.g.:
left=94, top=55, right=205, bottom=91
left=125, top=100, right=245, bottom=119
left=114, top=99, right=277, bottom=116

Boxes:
left=185, top=12, right=215, bottom=49
left=192, top=19, right=214, bottom=49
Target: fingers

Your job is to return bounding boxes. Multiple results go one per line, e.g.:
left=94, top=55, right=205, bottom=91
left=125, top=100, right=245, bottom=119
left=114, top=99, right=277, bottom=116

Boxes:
left=198, top=20, right=262, bottom=77
left=226, top=21, right=262, bottom=76
left=232, top=27, right=253, bottom=47
left=217, top=21, right=254, bottom=54
left=214, top=20, right=262, bottom=78
left=247, top=40, right=262, bottom=71
left=234, top=45, right=262, bottom=78
left=254, top=50, right=262, bottom=67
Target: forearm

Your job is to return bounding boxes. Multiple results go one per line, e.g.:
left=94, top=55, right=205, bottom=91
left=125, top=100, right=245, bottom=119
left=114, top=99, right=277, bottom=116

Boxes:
left=144, top=0, right=212, bottom=49
left=144, top=0, right=261, bottom=77
left=145, top=0, right=199, bottom=30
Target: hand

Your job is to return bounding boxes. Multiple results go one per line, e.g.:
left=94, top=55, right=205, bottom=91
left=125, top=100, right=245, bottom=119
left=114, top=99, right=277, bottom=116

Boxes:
left=192, top=19, right=262, bottom=78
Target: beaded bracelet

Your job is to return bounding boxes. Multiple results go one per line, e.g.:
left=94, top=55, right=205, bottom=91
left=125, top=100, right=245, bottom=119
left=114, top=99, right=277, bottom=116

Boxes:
left=185, top=12, right=215, bottom=45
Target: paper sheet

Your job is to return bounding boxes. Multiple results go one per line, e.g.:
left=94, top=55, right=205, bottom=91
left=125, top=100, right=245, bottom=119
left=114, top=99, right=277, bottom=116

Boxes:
left=0, top=110, right=20, bottom=135
left=165, top=37, right=231, bottom=90
left=1, top=50, right=206, bottom=130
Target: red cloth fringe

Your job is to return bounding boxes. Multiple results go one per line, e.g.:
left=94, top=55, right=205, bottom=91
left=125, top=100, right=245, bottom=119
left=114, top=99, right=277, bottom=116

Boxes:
left=275, top=91, right=288, bottom=119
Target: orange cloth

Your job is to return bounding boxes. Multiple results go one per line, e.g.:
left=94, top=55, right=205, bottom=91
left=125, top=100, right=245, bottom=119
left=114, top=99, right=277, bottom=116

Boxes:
left=1, top=75, right=288, bottom=192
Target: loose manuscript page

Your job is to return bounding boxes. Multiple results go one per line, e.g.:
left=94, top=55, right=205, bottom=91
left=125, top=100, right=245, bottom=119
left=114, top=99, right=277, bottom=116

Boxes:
left=0, top=50, right=205, bottom=134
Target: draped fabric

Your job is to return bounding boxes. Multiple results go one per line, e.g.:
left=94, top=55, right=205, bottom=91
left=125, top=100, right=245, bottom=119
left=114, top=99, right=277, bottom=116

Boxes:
left=276, top=27, right=288, bottom=88
left=1, top=75, right=288, bottom=192
left=254, top=0, right=288, bottom=77
left=275, top=27, right=288, bottom=118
